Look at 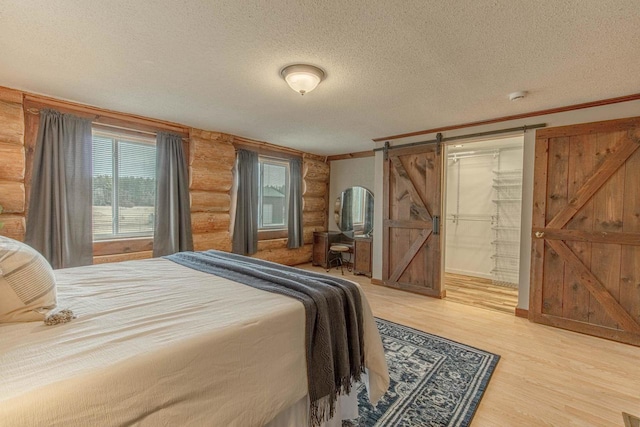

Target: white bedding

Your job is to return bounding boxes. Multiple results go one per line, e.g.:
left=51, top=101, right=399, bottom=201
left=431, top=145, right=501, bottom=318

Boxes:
left=0, top=258, right=389, bottom=426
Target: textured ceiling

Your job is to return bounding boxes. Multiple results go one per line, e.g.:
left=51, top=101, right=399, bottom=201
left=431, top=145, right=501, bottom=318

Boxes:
left=0, top=1, right=638, bottom=155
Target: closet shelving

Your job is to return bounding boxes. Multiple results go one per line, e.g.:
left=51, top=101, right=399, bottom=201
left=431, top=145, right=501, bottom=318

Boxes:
left=491, top=169, right=522, bottom=287
left=446, top=213, right=496, bottom=224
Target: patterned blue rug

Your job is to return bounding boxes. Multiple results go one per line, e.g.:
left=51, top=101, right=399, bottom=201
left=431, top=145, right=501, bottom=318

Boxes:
left=352, top=318, right=500, bottom=426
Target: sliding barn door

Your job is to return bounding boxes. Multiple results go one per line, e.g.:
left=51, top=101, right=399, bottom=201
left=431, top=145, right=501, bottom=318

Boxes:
left=531, top=117, right=640, bottom=346
left=383, top=144, right=444, bottom=297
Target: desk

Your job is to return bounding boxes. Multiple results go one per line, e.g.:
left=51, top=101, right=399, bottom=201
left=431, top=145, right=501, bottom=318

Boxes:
left=313, top=231, right=357, bottom=269
left=312, top=231, right=341, bottom=269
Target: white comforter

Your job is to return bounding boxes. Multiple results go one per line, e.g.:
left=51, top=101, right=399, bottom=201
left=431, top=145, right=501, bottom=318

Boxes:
left=0, top=258, right=389, bottom=426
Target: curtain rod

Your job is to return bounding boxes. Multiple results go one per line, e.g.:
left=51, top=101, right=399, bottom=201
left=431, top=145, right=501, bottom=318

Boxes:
left=93, top=122, right=190, bottom=142
left=232, top=140, right=303, bottom=160
left=25, top=107, right=190, bottom=141
left=373, top=123, right=546, bottom=154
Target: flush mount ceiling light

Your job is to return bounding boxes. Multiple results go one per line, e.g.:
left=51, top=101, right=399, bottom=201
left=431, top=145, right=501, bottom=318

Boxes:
left=280, top=64, right=325, bottom=95
left=509, top=91, right=528, bottom=101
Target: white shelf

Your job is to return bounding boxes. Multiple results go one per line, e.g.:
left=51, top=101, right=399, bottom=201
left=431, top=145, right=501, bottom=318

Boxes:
left=491, top=267, right=520, bottom=275
left=492, top=183, right=522, bottom=188
left=492, top=170, right=522, bottom=286
left=493, top=169, right=522, bottom=175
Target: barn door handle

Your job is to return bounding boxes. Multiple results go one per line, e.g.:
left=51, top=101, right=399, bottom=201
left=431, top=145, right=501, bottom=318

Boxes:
left=535, top=231, right=545, bottom=238
left=433, top=216, right=440, bottom=235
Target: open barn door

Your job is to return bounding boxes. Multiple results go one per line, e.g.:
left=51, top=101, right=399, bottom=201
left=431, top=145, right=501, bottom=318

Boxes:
left=382, top=143, right=444, bottom=297
left=531, top=117, right=640, bottom=346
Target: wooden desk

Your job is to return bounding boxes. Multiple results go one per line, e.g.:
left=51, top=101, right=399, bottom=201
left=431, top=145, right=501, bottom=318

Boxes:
left=313, top=231, right=369, bottom=275
left=353, top=236, right=372, bottom=277
left=312, top=231, right=341, bottom=269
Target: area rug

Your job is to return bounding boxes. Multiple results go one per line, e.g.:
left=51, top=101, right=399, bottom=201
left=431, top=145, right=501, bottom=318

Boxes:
left=351, top=318, right=500, bottom=426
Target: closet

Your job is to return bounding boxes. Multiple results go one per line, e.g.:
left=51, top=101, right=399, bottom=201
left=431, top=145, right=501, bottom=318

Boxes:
left=443, top=136, right=523, bottom=313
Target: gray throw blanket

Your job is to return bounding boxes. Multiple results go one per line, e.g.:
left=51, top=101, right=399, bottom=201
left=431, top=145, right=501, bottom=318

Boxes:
left=165, top=250, right=365, bottom=427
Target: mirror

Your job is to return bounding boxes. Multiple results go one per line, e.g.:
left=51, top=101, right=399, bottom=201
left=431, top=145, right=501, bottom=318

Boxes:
left=334, top=186, right=374, bottom=237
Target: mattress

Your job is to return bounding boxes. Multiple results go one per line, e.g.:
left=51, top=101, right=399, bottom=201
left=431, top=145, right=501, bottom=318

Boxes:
left=0, top=258, right=388, bottom=426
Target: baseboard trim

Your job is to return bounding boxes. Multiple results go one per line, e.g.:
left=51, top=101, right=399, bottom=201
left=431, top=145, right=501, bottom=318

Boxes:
left=515, top=307, right=529, bottom=318
left=371, top=278, right=383, bottom=286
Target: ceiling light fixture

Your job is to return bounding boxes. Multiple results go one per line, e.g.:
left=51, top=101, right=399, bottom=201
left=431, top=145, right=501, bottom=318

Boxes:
left=280, top=64, right=325, bottom=95
left=509, top=91, right=528, bottom=101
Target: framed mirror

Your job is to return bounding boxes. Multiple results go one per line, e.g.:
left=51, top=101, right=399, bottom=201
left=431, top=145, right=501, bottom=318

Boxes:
left=334, top=186, right=374, bottom=237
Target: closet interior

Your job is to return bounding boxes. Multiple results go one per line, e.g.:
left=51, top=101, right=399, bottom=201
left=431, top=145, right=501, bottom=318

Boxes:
left=443, top=136, right=524, bottom=314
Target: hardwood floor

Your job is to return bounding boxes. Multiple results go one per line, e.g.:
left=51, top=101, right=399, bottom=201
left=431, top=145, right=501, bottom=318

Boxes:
left=444, top=273, right=518, bottom=315
left=299, top=264, right=640, bottom=427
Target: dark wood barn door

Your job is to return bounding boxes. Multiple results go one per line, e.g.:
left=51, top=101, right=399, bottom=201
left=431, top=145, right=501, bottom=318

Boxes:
left=383, top=144, right=444, bottom=297
left=531, top=117, right=640, bottom=346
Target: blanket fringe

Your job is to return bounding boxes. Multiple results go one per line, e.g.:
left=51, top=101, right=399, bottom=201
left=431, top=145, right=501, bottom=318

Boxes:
left=310, top=370, right=367, bottom=427
left=310, top=394, right=335, bottom=427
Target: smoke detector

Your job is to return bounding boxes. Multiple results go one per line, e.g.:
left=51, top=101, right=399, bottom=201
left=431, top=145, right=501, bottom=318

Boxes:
left=509, top=91, right=528, bottom=101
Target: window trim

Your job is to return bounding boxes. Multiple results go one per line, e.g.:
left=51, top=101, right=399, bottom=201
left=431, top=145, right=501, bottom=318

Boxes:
left=93, top=237, right=153, bottom=256
left=92, top=129, right=157, bottom=242
left=257, top=156, right=290, bottom=233
left=257, top=229, right=289, bottom=240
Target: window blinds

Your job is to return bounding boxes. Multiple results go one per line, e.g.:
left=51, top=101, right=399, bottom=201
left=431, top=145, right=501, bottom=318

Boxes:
left=92, top=132, right=156, bottom=239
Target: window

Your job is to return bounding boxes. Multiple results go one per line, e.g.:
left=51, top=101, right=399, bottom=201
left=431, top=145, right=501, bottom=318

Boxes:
left=92, top=130, right=156, bottom=240
left=258, top=157, right=289, bottom=230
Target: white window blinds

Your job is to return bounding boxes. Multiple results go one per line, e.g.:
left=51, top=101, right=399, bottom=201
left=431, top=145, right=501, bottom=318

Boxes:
left=92, top=131, right=156, bottom=240
left=258, top=158, right=289, bottom=230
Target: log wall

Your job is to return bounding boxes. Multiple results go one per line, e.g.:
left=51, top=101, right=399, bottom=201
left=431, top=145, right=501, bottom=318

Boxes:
left=189, top=129, right=234, bottom=253
left=0, top=88, right=25, bottom=241
left=0, top=86, right=330, bottom=267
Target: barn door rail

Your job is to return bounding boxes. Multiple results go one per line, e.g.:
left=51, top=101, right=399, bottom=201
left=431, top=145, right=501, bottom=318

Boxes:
left=375, top=123, right=546, bottom=154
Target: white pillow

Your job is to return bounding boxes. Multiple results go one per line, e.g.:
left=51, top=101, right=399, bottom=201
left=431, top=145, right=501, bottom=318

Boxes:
left=0, top=236, right=57, bottom=322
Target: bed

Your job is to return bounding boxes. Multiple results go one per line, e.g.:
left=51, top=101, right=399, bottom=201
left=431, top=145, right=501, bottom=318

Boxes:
left=0, top=253, right=389, bottom=426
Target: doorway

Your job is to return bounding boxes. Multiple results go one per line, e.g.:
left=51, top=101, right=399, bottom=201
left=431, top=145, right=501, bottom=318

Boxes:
left=443, top=135, right=524, bottom=314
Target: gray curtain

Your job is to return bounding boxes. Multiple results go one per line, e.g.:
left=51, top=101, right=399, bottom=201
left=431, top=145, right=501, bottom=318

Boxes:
left=287, top=157, right=303, bottom=248
left=364, top=191, right=374, bottom=235
left=153, top=132, right=193, bottom=256
left=25, top=109, right=93, bottom=269
left=341, top=188, right=353, bottom=232
left=232, top=149, right=259, bottom=255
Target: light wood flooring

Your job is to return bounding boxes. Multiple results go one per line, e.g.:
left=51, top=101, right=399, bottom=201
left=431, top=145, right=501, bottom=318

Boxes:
left=299, top=263, right=640, bottom=427
left=444, top=273, right=518, bottom=315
